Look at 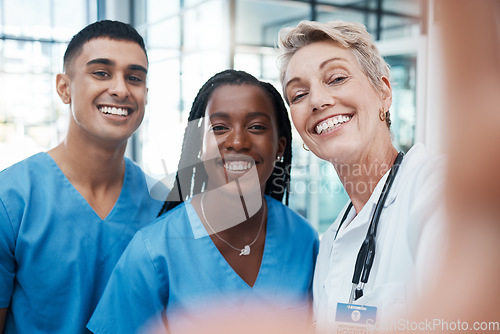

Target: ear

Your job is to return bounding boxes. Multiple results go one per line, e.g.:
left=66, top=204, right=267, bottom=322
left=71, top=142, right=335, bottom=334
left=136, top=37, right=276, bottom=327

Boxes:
left=380, top=76, right=392, bottom=110
left=145, top=87, right=149, bottom=106
left=276, top=136, right=287, bottom=160
left=56, top=73, right=71, bottom=104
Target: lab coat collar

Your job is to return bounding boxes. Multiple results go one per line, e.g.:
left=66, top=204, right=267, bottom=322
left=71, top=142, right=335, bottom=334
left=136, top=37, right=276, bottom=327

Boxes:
left=343, top=170, right=393, bottom=235
left=336, top=150, right=412, bottom=238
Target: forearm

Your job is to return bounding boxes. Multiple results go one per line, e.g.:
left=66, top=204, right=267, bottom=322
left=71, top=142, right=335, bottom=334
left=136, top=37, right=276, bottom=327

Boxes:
left=0, top=307, right=7, bottom=333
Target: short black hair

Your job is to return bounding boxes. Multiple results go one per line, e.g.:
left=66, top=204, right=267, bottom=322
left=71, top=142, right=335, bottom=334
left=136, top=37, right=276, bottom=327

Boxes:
left=157, top=69, right=293, bottom=216
left=63, top=20, right=147, bottom=72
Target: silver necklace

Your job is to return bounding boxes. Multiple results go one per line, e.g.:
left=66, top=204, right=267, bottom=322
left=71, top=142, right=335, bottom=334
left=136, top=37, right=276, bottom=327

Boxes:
left=200, top=192, right=266, bottom=256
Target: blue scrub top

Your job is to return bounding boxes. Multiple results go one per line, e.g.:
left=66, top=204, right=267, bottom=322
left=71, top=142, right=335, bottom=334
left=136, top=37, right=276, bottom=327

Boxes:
left=87, top=196, right=319, bottom=334
left=0, top=153, right=164, bottom=333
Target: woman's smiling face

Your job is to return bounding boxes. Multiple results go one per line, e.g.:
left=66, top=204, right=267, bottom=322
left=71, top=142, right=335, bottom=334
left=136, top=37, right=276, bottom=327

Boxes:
left=201, top=84, right=286, bottom=195
left=283, top=40, right=392, bottom=164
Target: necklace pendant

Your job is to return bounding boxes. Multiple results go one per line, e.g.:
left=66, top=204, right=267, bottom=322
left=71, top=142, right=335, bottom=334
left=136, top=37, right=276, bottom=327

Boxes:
left=239, top=245, right=251, bottom=256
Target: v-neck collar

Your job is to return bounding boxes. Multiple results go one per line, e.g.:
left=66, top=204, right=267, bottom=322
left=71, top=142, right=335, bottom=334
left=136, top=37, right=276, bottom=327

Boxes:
left=43, top=152, right=129, bottom=222
left=335, top=157, right=404, bottom=240
left=184, top=196, right=274, bottom=290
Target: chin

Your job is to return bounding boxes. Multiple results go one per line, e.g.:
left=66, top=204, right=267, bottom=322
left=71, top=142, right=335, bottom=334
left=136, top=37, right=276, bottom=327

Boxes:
left=314, top=143, right=353, bottom=164
left=208, top=167, right=263, bottom=197
left=229, top=167, right=263, bottom=195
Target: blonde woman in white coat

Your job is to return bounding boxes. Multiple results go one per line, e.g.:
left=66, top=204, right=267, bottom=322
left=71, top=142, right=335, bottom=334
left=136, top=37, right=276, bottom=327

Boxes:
left=278, top=20, right=446, bottom=332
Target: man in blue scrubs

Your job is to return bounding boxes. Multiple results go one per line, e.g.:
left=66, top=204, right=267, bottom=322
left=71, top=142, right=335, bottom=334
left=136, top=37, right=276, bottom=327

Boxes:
left=0, top=20, right=163, bottom=333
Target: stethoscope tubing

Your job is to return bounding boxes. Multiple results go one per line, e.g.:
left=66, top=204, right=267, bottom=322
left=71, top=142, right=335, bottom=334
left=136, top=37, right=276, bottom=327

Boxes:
left=334, top=151, right=405, bottom=302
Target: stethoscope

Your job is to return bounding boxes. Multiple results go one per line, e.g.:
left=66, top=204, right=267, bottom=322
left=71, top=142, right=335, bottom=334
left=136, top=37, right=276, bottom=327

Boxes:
left=334, top=151, right=405, bottom=304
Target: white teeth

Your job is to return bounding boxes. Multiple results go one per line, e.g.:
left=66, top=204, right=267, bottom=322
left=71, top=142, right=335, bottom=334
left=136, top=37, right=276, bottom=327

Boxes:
left=224, top=161, right=253, bottom=171
left=315, top=115, right=352, bottom=134
left=99, top=106, right=129, bottom=116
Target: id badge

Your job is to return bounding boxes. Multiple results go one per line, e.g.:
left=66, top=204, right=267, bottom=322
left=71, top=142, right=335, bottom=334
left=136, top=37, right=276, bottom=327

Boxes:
left=335, top=303, right=377, bottom=333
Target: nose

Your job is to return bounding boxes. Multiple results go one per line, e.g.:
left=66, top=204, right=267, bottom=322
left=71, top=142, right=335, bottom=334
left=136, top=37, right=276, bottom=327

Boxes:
left=108, top=75, right=130, bottom=100
left=309, top=84, right=335, bottom=112
left=223, top=127, right=251, bottom=152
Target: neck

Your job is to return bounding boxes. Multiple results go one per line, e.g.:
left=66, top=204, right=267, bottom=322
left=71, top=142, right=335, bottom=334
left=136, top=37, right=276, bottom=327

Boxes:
left=334, top=145, right=398, bottom=213
left=48, top=128, right=127, bottom=190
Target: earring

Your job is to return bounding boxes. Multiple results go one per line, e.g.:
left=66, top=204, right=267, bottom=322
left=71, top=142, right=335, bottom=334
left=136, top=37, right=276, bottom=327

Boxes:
left=275, top=156, right=284, bottom=163
left=379, top=108, right=386, bottom=122
left=302, top=143, right=310, bottom=151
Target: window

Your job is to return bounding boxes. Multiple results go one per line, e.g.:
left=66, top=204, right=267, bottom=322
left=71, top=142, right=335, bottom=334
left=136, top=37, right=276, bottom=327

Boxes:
left=0, top=0, right=95, bottom=170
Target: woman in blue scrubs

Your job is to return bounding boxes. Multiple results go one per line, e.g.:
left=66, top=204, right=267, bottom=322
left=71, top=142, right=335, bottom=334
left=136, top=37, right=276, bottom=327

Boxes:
left=87, top=70, right=319, bottom=334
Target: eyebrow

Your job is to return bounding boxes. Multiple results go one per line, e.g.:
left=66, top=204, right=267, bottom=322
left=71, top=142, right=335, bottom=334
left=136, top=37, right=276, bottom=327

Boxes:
left=319, top=57, right=348, bottom=69
left=209, top=111, right=271, bottom=121
left=284, top=57, right=348, bottom=90
left=245, top=111, right=271, bottom=120
left=209, top=112, right=230, bottom=120
left=86, top=58, right=148, bottom=74
left=128, top=64, right=148, bottom=74
left=86, top=58, right=114, bottom=67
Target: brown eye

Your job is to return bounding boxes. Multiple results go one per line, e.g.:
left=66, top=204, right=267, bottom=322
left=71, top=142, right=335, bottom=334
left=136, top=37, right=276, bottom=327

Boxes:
left=93, top=71, right=109, bottom=78
left=211, top=125, right=227, bottom=132
left=249, top=124, right=266, bottom=131
left=128, top=76, right=143, bottom=82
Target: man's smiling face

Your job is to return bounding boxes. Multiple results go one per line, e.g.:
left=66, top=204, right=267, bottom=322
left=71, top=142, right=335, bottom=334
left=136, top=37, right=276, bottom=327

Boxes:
left=59, top=37, right=148, bottom=146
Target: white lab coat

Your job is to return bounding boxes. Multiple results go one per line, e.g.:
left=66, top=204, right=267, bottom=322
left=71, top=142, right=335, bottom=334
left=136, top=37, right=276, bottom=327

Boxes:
left=313, top=144, right=447, bottom=332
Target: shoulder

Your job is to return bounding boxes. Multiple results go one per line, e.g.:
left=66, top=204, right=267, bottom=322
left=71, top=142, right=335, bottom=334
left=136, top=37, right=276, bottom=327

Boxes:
left=139, top=201, right=193, bottom=241
left=392, top=144, right=447, bottom=203
left=124, top=157, right=145, bottom=174
left=400, top=144, right=446, bottom=180
left=124, top=157, right=169, bottom=202
left=393, top=145, right=448, bottom=253
left=266, top=196, right=307, bottom=224
left=0, top=153, right=52, bottom=230
left=129, top=201, right=201, bottom=275
left=124, top=157, right=149, bottom=183
left=0, top=152, right=48, bottom=178
left=0, top=152, right=52, bottom=199
left=266, top=196, right=319, bottom=240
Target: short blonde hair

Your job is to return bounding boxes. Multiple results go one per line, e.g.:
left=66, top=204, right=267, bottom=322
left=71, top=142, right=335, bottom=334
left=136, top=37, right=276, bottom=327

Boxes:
left=278, top=20, right=390, bottom=99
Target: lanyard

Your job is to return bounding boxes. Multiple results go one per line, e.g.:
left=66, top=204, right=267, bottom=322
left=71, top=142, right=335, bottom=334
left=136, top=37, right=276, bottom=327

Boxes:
left=334, top=152, right=405, bottom=303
